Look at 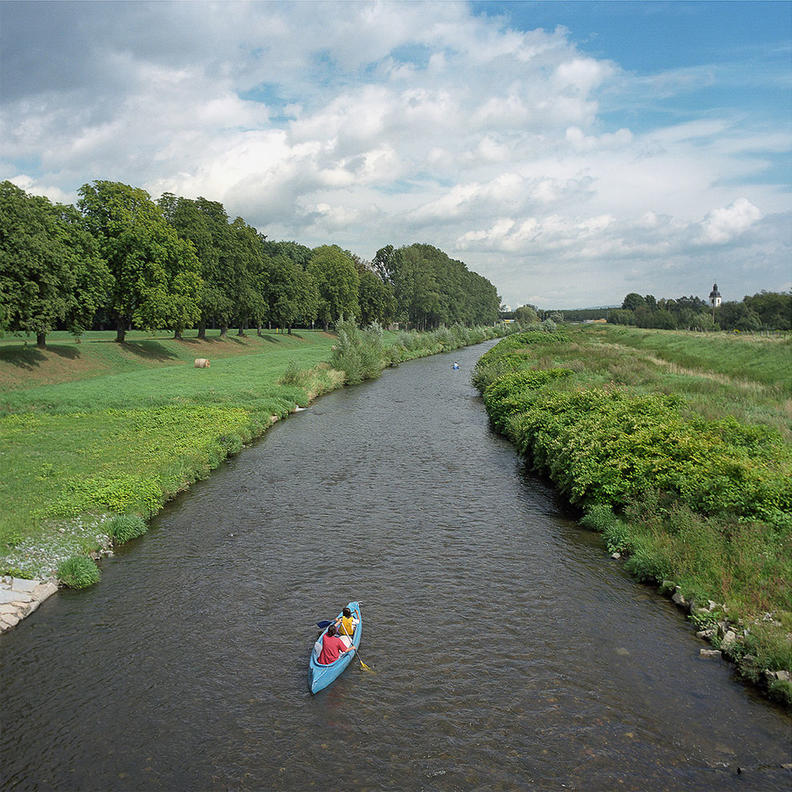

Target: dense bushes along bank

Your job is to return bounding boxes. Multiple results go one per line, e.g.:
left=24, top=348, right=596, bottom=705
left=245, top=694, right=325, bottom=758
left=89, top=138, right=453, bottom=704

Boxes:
left=474, top=324, right=792, bottom=707
left=0, top=321, right=512, bottom=604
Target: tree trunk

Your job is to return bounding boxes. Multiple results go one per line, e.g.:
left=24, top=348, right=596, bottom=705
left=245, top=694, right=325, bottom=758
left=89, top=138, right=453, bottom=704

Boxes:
left=174, top=328, right=182, bottom=340
left=197, top=322, right=206, bottom=340
left=36, top=332, right=46, bottom=349
left=220, top=325, right=228, bottom=337
left=115, top=319, right=126, bottom=343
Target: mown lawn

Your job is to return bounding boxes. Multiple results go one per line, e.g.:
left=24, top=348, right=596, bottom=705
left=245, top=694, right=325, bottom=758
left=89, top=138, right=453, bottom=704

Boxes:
left=0, top=330, right=342, bottom=570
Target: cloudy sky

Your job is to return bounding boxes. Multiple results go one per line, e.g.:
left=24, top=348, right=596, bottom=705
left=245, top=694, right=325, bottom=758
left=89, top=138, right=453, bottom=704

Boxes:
left=1, top=1, right=790, bottom=309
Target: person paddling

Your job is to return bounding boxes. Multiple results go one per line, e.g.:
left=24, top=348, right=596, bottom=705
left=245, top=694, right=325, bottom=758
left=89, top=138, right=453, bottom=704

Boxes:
left=317, top=624, right=356, bottom=665
left=333, top=606, right=360, bottom=648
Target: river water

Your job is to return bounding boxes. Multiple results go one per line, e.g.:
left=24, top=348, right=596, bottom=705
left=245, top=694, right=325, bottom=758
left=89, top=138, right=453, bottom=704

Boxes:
left=1, top=341, right=790, bottom=791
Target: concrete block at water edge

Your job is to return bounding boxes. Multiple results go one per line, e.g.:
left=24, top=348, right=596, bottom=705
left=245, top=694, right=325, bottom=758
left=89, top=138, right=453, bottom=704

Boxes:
left=0, top=589, right=32, bottom=605
left=0, top=612, right=20, bottom=628
left=11, top=578, right=38, bottom=593
left=32, top=582, right=59, bottom=601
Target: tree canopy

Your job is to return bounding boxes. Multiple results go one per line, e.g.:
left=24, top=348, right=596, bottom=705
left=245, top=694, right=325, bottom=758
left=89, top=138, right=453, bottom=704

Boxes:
left=2, top=179, right=505, bottom=342
left=78, top=181, right=201, bottom=341
left=0, top=180, right=110, bottom=346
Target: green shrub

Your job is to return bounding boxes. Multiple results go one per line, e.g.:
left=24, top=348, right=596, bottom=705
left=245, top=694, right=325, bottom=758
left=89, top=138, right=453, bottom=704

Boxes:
left=278, top=360, right=310, bottom=387
left=58, top=555, right=101, bottom=588
left=331, top=318, right=386, bottom=384
left=580, top=503, right=617, bottom=532
left=767, top=678, right=792, bottom=707
left=3, top=566, right=34, bottom=579
left=105, top=514, right=147, bottom=544
left=623, top=536, right=674, bottom=583
left=579, top=503, right=634, bottom=554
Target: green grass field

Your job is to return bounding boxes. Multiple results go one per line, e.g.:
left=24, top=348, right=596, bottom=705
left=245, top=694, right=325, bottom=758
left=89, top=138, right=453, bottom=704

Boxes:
left=0, top=329, right=342, bottom=575
left=545, top=325, right=792, bottom=439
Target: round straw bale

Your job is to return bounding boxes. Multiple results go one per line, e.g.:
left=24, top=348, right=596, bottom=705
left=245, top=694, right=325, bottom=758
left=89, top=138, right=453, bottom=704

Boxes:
left=194, top=358, right=210, bottom=368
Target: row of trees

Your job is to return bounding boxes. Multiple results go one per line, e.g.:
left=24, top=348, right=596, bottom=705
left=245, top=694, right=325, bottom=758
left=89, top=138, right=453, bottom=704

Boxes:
left=0, top=180, right=501, bottom=347
left=609, top=292, right=791, bottom=331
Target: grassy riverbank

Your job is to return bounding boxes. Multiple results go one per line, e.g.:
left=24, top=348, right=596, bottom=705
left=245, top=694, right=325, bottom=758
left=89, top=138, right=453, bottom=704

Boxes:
left=0, top=323, right=507, bottom=584
left=0, top=329, right=342, bottom=575
left=474, top=324, right=792, bottom=706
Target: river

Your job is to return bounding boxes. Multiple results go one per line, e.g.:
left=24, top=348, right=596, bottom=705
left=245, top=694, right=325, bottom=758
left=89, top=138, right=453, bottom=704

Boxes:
left=1, top=341, right=790, bottom=791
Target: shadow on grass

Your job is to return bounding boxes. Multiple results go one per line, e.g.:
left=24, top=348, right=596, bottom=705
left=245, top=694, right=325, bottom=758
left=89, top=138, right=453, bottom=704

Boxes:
left=0, top=346, right=48, bottom=369
left=122, top=341, right=180, bottom=361
left=46, top=345, right=81, bottom=360
left=0, top=343, right=80, bottom=368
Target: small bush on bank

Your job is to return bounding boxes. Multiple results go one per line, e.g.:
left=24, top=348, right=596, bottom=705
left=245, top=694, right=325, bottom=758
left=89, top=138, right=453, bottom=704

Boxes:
left=331, top=318, right=386, bottom=384
left=106, top=514, right=147, bottom=544
left=580, top=503, right=633, bottom=554
left=768, top=678, right=792, bottom=707
left=4, top=567, right=34, bottom=580
left=279, top=359, right=309, bottom=387
left=58, top=555, right=101, bottom=588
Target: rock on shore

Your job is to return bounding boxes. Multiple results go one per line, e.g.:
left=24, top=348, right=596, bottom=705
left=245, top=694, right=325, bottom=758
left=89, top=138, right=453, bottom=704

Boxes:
left=0, top=577, right=58, bottom=632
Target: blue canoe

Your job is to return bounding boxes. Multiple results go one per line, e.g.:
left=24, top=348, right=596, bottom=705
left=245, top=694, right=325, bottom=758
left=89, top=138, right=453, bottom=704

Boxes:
left=309, top=600, right=362, bottom=694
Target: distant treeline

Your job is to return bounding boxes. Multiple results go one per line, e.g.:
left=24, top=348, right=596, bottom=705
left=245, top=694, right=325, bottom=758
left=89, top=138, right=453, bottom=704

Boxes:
left=504, top=293, right=790, bottom=332
left=0, top=180, right=501, bottom=346
left=609, top=292, right=791, bottom=332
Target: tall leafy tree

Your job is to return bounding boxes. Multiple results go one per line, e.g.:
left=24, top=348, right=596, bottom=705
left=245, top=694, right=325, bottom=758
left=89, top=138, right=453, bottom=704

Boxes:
left=228, top=217, right=267, bottom=335
left=514, top=304, right=539, bottom=324
left=308, top=245, right=360, bottom=329
left=78, top=181, right=201, bottom=342
left=159, top=194, right=238, bottom=338
left=262, top=253, right=319, bottom=332
left=261, top=240, right=313, bottom=269
left=56, top=204, right=113, bottom=341
left=622, top=293, right=646, bottom=311
left=358, top=269, right=396, bottom=326
left=380, top=242, right=499, bottom=329
left=0, top=181, right=110, bottom=347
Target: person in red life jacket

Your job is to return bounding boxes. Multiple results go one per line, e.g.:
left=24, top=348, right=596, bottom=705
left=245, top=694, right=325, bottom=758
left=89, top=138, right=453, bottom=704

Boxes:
left=317, top=624, right=356, bottom=665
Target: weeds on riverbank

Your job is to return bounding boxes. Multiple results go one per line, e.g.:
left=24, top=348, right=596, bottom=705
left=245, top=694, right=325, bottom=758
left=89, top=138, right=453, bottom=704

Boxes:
left=57, top=556, right=101, bottom=589
left=330, top=317, right=512, bottom=385
left=475, top=324, right=792, bottom=706
left=106, top=514, right=147, bottom=544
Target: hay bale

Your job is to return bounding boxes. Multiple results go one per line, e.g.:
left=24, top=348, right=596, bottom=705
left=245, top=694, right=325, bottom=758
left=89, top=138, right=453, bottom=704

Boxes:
left=194, top=358, right=210, bottom=368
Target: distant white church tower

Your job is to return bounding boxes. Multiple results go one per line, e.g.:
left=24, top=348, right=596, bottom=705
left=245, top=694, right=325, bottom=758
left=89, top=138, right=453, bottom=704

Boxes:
left=709, top=283, right=722, bottom=322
